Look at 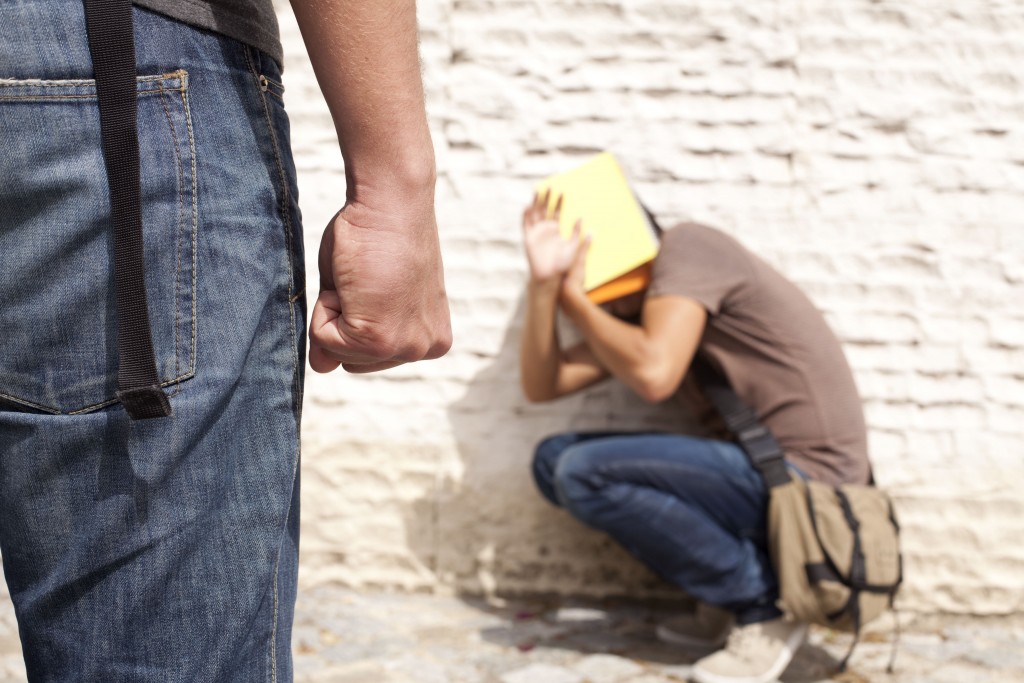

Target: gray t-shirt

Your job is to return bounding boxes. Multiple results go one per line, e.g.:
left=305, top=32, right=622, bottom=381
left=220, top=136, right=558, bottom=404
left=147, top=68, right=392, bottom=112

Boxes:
left=135, top=0, right=282, bottom=66
left=648, top=223, right=871, bottom=487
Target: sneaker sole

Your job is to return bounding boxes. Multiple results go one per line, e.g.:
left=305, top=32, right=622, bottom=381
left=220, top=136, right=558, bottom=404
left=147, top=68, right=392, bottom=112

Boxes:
left=690, top=622, right=809, bottom=683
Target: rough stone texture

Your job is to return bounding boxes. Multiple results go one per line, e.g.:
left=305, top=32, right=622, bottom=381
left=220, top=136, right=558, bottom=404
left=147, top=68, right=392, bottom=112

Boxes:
left=501, top=663, right=585, bottom=683
left=270, top=0, right=1024, bottom=613
left=273, top=0, right=1024, bottom=615
left=572, top=654, right=645, bottom=682
left=4, top=583, right=1018, bottom=682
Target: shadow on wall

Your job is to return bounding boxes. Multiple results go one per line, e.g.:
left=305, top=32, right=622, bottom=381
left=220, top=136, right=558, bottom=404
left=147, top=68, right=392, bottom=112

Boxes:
left=410, top=294, right=708, bottom=601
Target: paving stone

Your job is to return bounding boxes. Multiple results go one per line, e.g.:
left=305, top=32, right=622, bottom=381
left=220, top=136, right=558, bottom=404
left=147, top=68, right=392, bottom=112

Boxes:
left=555, top=608, right=611, bottom=624
left=650, top=664, right=694, bottom=681
left=0, top=583, right=1019, bottom=683
left=296, top=661, right=412, bottom=683
left=501, top=663, right=585, bottom=683
left=572, top=653, right=644, bottom=683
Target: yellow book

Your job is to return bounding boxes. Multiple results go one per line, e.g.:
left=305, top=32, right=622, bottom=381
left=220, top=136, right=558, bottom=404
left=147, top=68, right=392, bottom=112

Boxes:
left=536, top=152, right=660, bottom=301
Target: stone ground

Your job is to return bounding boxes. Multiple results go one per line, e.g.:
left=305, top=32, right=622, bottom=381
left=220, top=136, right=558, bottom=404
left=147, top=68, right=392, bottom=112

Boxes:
left=0, top=587, right=1021, bottom=682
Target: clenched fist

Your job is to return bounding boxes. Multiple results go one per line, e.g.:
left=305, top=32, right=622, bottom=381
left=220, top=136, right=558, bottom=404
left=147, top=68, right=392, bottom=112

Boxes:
left=309, top=182, right=452, bottom=374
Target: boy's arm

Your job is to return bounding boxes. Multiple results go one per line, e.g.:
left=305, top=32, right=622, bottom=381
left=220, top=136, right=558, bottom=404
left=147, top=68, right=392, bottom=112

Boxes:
left=520, top=280, right=609, bottom=403
left=291, top=0, right=452, bottom=373
left=560, top=280, right=706, bottom=403
left=519, top=194, right=609, bottom=402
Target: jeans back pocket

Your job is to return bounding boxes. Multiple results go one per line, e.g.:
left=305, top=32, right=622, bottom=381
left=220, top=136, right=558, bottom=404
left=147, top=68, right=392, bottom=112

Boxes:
left=0, top=70, right=196, bottom=414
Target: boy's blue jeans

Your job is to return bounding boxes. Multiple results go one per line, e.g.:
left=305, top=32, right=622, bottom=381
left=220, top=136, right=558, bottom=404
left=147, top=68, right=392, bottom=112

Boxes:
left=0, top=3, right=305, bottom=680
left=533, top=432, right=785, bottom=625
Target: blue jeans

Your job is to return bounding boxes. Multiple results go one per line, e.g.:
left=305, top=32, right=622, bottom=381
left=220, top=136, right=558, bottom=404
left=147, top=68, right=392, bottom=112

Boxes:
left=533, top=432, right=784, bottom=624
left=0, top=3, right=305, bottom=681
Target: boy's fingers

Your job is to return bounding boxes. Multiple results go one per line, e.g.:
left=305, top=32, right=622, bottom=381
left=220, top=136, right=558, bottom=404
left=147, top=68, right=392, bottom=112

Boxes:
left=553, top=194, right=564, bottom=221
left=571, top=218, right=582, bottom=240
left=576, top=232, right=592, bottom=262
left=532, top=192, right=547, bottom=225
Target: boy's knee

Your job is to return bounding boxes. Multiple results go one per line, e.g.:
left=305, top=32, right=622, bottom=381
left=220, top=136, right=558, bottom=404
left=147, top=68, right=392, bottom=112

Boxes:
left=532, top=434, right=576, bottom=505
left=552, top=445, right=603, bottom=507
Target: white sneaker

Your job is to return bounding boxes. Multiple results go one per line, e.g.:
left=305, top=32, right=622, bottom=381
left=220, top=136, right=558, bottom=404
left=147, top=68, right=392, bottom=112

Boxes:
left=690, top=617, right=808, bottom=683
left=656, top=603, right=734, bottom=649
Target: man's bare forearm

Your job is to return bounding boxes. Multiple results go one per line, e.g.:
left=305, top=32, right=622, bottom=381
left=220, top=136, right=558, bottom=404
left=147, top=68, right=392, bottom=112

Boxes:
left=295, top=0, right=452, bottom=374
left=289, top=0, right=435, bottom=196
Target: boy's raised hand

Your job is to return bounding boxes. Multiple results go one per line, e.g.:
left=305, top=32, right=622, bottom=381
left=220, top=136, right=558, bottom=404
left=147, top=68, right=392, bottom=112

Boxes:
left=522, top=191, right=588, bottom=285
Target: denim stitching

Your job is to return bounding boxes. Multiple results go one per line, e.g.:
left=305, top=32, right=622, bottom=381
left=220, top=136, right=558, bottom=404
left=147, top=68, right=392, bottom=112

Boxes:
left=271, top=559, right=281, bottom=683
left=66, top=373, right=195, bottom=415
left=244, top=49, right=302, bottom=418
left=243, top=46, right=289, bottom=683
left=0, top=71, right=186, bottom=89
left=0, top=71, right=188, bottom=104
left=0, top=392, right=61, bottom=415
left=180, top=83, right=199, bottom=381
left=246, top=45, right=306, bottom=682
left=157, top=86, right=186, bottom=398
left=0, top=92, right=173, bottom=101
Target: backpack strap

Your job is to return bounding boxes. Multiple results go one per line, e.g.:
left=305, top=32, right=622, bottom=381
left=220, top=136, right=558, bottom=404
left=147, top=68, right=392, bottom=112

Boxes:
left=690, top=354, right=789, bottom=488
left=83, top=0, right=171, bottom=419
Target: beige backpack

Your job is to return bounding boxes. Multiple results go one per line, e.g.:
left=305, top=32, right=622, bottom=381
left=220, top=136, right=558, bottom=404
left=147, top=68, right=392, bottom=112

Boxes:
left=694, top=356, right=902, bottom=671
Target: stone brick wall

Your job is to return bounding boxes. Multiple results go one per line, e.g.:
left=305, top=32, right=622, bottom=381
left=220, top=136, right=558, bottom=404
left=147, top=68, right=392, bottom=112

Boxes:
left=280, top=1, right=1024, bottom=614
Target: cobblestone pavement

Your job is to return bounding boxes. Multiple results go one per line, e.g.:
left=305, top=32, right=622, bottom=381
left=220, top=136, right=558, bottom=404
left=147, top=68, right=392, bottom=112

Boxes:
left=0, top=587, right=1022, bottom=682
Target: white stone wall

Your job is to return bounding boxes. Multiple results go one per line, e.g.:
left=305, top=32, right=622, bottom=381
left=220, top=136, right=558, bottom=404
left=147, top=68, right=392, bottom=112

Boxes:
left=280, top=1, right=1024, bottom=614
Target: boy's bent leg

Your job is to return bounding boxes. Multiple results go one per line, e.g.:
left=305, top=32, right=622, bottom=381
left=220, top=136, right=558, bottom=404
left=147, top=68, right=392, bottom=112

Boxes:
left=532, top=434, right=579, bottom=506
left=532, top=432, right=650, bottom=508
left=0, top=5, right=305, bottom=681
left=552, top=434, right=781, bottom=624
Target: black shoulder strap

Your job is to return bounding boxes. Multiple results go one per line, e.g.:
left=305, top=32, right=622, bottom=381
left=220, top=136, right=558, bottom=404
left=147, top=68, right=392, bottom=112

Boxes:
left=83, top=0, right=171, bottom=419
left=690, top=354, right=789, bottom=488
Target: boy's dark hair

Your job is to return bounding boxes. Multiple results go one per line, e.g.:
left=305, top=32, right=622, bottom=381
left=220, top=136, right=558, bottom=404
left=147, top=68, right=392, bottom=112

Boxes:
left=639, top=201, right=663, bottom=237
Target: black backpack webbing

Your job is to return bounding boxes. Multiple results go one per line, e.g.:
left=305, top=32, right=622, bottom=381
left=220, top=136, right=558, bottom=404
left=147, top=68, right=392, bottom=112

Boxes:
left=690, top=354, right=789, bottom=488
left=83, top=0, right=171, bottom=419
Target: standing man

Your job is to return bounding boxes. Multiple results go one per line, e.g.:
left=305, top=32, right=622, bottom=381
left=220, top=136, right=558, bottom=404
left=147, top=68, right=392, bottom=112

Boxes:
left=0, top=0, right=450, bottom=680
left=519, top=194, right=870, bottom=683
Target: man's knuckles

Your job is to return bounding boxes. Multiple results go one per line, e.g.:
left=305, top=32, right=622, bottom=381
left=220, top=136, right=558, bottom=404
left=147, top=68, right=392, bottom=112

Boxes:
left=313, top=324, right=449, bottom=363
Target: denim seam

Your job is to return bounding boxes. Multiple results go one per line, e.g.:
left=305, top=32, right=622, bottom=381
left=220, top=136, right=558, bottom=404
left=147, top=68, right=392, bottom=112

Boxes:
left=0, top=91, right=174, bottom=101
left=0, top=393, right=60, bottom=415
left=271, top=558, right=281, bottom=683
left=0, top=71, right=186, bottom=88
left=157, top=86, right=186, bottom=397
left=244, top=47, right=303, bottom=418
left=180, top=82, right=200, bottom=385
left=66, top=374, right=196, bottom=414
left=244, top=45, right=295, bottom=683
left=0, top=71, right=188, bottom=102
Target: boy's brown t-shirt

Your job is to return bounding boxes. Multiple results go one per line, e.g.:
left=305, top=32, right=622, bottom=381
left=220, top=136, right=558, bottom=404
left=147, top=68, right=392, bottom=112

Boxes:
left=647, top=223, right=870, bottom=486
